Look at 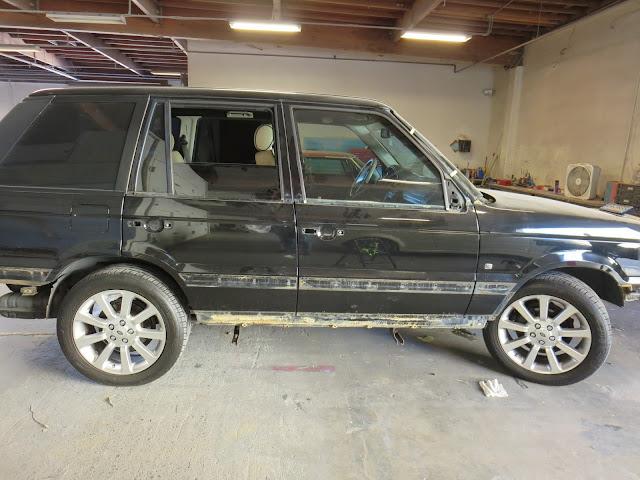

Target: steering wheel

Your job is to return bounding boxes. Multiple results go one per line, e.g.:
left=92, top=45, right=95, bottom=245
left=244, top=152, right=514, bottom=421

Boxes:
left=349, top=158, right=377, bottom=198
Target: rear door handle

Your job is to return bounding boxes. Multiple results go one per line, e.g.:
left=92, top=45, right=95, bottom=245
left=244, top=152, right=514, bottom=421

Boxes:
left=127, top=218, right=171, bottom=232
left=302, top=226, right=345, bottom=241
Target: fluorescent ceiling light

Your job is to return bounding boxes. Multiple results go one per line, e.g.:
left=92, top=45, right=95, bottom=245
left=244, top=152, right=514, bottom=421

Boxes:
left=45, top=13, right=127, bottom=25
left=0, top=44, right=41, bottom=52
left=150, top=71, right=182, bottom=77
left=401, top=31, right=471, bottom=42
left=229, top=21, right=301, bottom=33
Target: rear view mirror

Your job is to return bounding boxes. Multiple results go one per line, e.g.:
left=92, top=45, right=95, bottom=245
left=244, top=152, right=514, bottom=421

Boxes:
left=380, top=128, right=390, bottom=139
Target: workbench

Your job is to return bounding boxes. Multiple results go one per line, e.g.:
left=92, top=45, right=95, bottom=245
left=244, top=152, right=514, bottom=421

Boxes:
left=482, top=184, right=605, bottom=208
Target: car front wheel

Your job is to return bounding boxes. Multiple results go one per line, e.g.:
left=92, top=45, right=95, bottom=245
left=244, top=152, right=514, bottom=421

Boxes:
left=57, top=265, right=190, bottom=386
left=483, top=272, right=611, bottom=386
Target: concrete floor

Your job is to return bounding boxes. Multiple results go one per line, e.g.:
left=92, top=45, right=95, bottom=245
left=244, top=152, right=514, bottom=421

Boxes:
left=1, top=290, right=639, bottom=480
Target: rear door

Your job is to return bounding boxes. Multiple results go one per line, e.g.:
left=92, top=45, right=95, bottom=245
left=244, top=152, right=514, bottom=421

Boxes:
left=0, top=95, right=146, bottom=285
left=286, top=104, right=479, bottom=316
left=122, top=99, right=297, bottom=313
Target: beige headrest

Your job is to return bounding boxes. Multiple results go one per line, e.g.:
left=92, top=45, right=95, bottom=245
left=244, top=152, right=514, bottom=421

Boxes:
left=254, top=124, right=274, bottom=151
left=170, top=135, right=175, bottom=150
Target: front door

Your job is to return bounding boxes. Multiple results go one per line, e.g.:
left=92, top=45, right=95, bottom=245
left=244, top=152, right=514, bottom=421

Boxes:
left=287, top=105, right=479, bottom=316
left=122, top=100, right=297, bottom=313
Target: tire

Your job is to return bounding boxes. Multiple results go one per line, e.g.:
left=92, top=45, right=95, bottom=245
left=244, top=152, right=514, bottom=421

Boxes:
left=57, top=265, right=190, bottom=386
left=483, top=271, right=611, bottom=386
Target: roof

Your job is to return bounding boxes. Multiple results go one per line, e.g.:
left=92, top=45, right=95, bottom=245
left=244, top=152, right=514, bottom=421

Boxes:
left=29, top=86, right=390, bottom=109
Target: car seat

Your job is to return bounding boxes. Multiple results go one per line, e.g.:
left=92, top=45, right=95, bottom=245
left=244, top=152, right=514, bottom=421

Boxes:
left=254, top=124, right=276, bottom=166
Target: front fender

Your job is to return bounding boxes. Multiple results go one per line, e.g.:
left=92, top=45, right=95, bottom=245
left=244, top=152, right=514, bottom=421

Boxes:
left=520, top=250, right=627, bottom=284
left=489, top=250, right=626, bottom=318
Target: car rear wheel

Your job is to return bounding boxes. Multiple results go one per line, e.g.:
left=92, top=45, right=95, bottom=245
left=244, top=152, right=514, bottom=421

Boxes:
left=57, top=265, right=190, bottom=386
left=483, top=272, right=611, bottom=386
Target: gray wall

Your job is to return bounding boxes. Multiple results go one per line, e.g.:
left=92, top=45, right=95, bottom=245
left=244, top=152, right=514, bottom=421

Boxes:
left=188, top=46, right=495, bottom=169
left=489, top=0, right=640, bottom=194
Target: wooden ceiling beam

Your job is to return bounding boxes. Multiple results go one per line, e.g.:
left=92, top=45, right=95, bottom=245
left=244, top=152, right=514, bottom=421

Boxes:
left=282, top=1, right=402, bottom=18
left=160, top=0, right=408, bottom=10
left=516, top=0, right=596, bottom=6
left=428, top=10, right=563, bottom=26
left=0, top=52, right=78, bottom=80
left=446, top=0, right=583, bottom=15
left=432, top=4, right=572, bottom=22
left=281, top=12, right=397, bottom=26
left=64, top=30, right=144, bottom=74
left=0, top=30, right=78, bottom=79
left=0, top=11, right=522, bottom=64
left=2, top=0, right=37, bottom=10
left=160, top=5, right=272, bottom=19
left=420, top=21, right=531, bottom=36
left=418, top=14, right=538, bottom=29
left=393, top=0, right=444, bottom=41
left=171, top=37, right=188, bottom=53
left=158, top=0, right=271, bottom=8
left=132, top=0, right=162, bottom=23
left=299, top=0, right=410, bottom=10
left=273, top=0, right=281, bottom=20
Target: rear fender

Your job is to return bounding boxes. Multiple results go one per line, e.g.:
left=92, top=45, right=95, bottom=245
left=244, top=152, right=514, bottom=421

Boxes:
left=45, top=256, right=188, bottom=318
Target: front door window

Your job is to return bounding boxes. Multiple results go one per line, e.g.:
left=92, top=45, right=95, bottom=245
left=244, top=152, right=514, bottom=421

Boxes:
left=293, top=109, right=445, bottom=208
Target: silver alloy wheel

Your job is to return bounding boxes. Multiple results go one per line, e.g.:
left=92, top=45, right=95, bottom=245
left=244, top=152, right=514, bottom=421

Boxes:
left=497, top=294, right=592, bottom=374
left=72, top=290, right=166, bottom=375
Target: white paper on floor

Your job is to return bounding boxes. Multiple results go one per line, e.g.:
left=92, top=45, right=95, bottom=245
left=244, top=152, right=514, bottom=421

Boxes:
left=479, top=379, right=508, bottom=397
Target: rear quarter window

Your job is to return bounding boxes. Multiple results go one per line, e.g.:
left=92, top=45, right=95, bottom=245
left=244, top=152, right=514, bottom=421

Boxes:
left=0, top=101, right=136, bottom=190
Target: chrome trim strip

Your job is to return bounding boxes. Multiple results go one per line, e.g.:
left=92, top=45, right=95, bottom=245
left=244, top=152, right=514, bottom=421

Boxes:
left=180, top=273, right=297, bottom=290
left=474, top=282, right=517, bottom=295
left=194, top=311, right=489, bottom=329
left=0, top=267, right=53, bottom=284
left=299, top=277, right=474, bottom=294
left=626, top=276, right=640, bottom=285
left=180, top=274, right=515, bottom=296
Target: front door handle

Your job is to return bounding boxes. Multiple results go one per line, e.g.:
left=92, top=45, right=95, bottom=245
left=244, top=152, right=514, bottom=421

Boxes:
left=302, top=226, right=345, bottom=241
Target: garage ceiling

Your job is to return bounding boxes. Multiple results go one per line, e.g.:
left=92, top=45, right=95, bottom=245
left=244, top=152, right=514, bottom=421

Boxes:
left=0, top=0, right=621, bottom=84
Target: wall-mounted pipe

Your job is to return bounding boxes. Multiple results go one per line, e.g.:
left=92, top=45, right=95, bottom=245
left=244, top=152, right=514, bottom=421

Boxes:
left=455, top=0, right=627, bottom=73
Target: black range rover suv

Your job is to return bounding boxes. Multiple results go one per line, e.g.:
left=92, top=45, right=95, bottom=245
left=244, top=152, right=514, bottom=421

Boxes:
left=1, top=87, right=639, bottom=386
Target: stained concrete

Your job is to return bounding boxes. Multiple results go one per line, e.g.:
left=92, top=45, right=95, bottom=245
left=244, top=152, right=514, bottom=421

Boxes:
left=1, top=294, right=639, bottom=479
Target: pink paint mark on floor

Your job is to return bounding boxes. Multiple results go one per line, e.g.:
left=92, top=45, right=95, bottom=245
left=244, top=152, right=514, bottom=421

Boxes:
left=270, top=365, right=336, bottom=374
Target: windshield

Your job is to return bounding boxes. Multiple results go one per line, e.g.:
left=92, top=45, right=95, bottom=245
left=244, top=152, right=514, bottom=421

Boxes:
left=391, top=111, right=483, bottom=202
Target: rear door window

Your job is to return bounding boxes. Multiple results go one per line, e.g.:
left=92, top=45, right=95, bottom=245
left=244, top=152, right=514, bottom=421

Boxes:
left=136, top=103, right=281, bottom=201
left=0, top=101, right=136, bottom=190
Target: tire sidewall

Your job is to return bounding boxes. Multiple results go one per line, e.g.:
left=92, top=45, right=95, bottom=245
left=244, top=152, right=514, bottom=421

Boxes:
left=57, top=271, right=187, bottom=386
left=484, top=276, right=611, bottom=386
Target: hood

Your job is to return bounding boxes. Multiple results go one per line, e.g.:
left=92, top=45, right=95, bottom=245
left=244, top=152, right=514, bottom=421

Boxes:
left=476, top=189, right=640, bottom=242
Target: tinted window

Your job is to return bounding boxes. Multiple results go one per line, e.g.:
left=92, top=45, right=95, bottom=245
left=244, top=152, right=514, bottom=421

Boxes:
left=0, top=101, right=135, bottom=189
left=294, top=109, right=444, bottom=208
left=0, top=99, right=49, bottom=162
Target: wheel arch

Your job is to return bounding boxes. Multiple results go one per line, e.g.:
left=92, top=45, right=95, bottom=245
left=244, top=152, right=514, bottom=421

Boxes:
left=46, top=257, right=189, bottom=318
left=491, top=253, right=626, bottom=318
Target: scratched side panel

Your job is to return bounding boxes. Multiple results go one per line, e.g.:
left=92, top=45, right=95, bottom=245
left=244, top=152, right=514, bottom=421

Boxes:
left=0, top=189, right=123, bottom=284
left=122, top=196, right=298, bottom=311
left=294, top=203, right=479, bottom=315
